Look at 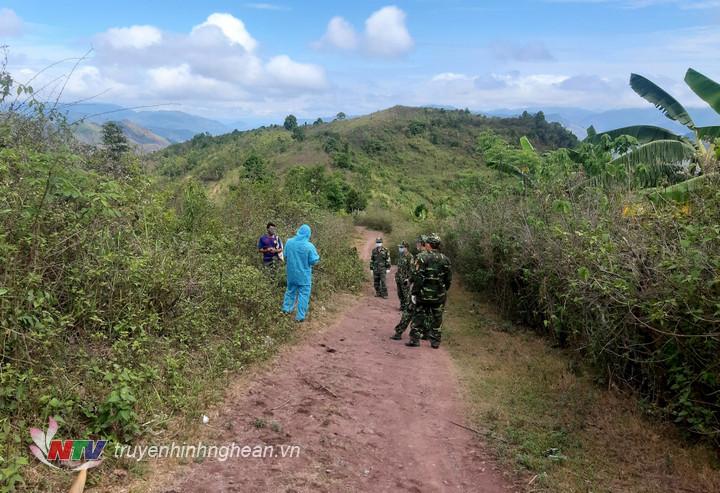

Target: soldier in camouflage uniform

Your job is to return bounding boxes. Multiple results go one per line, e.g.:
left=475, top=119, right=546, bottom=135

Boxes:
left=395, top=241, right=413, bottom=310
left=406, top=233, right=452, bottom=349
left=369, top=237, right=391, bottom=298
left=391, top=236, right=426, bottom=340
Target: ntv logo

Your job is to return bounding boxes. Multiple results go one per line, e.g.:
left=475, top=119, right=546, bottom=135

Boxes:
left=29, top=417, right=107, bottom=471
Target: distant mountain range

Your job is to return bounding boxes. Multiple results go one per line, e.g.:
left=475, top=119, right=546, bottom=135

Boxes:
left=73, top=119, right=172, bottom=153
left=61, top=103, right=236, bottom=151
left=59, top=102, right=720, bottom=152
left=62, top=103, right=233, bottom=137
left=58, top=102, right=330, bottom=151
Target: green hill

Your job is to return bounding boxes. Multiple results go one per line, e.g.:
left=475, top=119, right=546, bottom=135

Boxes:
left=152, top=106, right=577, bottom=213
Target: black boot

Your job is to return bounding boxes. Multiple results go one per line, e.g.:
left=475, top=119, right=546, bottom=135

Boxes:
left=390, top=333, right=402, bottom=340
left=405, top=340, right=420, bottom=347
left=431, top=341, right=440, bottom=349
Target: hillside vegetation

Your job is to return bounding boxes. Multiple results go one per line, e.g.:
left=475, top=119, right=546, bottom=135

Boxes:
left=152, top=106, right=577, bottom=216
left=0, top=76, right=364, bottom=491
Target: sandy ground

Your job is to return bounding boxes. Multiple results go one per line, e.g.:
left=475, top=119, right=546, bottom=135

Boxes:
left=155, top=229, right=516, bottom=493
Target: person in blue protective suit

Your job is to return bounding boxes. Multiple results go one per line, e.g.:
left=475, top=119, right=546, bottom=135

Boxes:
left=281, top=224, right=320, bottom=322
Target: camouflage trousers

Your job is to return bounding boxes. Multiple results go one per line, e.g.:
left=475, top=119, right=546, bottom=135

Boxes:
left=373, top=269, right=388, bottom=297
left=394, top=302, right=414, bottom=336
left=396, top=278, right=411, bottom=310
left=409, top=303, right=445, bottom=345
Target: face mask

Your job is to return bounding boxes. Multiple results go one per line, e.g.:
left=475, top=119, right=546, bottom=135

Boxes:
left=399, top=247, right=406, bottom=253
left=376, top=243, right=382, bottom=248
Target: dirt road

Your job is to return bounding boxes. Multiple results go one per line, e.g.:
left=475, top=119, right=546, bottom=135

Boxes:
left=160, top=229, right=514, bottom=492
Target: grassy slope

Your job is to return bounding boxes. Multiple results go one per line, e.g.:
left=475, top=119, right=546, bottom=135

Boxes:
left=444, top=284, right=720, bottom=493
left=153, top=106, right=577, bottom=212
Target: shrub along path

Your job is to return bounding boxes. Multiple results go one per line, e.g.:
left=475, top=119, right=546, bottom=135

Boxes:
left=152, top=229, right=516, bottom=493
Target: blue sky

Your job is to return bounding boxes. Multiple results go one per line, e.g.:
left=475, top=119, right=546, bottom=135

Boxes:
left=2, top=0, right=719, bottom=121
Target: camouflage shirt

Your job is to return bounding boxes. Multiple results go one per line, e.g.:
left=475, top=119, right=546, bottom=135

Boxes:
left=411, top=250, right=452, bottom=305
left=369, top=247, right=391, bottom=272
left=395, top=252, right=414, bottom=282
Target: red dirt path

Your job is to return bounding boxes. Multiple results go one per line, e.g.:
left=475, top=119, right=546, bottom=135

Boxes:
left=159, top=229, right=516, bottom=493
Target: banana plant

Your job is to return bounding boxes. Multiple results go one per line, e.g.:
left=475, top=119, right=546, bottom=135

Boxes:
left=623, top=70, right=719, bottom=170
left=586, top=69, right=720, bottom=198
left=684, top=69, right=720, bottom=141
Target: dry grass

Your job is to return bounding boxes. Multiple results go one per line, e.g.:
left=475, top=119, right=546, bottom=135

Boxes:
left=443, top=284, right=720, bottom=493
left=272, top=145, right=330, bottom=171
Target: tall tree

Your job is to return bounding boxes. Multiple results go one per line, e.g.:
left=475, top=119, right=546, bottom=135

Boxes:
left=101, top=121, right=129, bottom=159
left=283, top=114, right=298, bottom=131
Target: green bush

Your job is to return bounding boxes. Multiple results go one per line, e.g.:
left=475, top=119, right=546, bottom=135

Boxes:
left=446, top=179, right=720, bottom=442
left=353, top=207, right=394, bottom=233
left=283, top=165, right=367, bottom=213
left=0, top=107, right=364, bottom=489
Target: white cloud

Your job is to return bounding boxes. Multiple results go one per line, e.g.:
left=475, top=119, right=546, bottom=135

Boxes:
left=315, top=6, right=414, bottom=57
left=147, top=64, right=225, bottom=98
left=431, top=72, right=473, bottom=82
left=420, top=71, right=640, bottom=110
left=317, top=16, right=358, bottom=51
left=556, top=74, right=612, bottom=91
left=90, top=13, right=325, bottom=93
left=192, top=13, right=257, bottom=52
left=0, top=8, right=23, bottom=37
left=99, top=25, right=162, bottom=50
left=431, top=72, right=508, bottom=91
left=265, top=55, right=327, bottom=90
left=365, top=6, right=414, bottom=56
left=11, top=12, right=328, bottom=119
left=63, top=65, right=128, bottom=98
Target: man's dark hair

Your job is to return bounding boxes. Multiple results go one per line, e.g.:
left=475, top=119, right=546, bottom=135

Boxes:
left=267, top=222, right=276, bottom=229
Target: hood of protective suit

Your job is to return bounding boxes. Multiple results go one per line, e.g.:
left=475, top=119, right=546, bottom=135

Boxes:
left=296, top=224, right=312, bottom=240
left=284, top=224, right=320, bottom=286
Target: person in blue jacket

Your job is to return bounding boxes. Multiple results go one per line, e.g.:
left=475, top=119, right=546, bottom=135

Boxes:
left=281, top=224, right=320, bottom=322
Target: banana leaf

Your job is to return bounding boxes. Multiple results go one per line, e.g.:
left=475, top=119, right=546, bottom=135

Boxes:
left=589, top=125, right=684, bottom=144
left=611, top=139, right=696, bottom=167
left=685, top=68, right=720, bottom=115
left=567, top=148, right=583, bottom=164
left=696, top=126, right=720, bottom=141
left=644, top=174, right=715, bottom=203
left=520, top=136, right=535, bottom=153
left=630, top=74, right=695, bottom=128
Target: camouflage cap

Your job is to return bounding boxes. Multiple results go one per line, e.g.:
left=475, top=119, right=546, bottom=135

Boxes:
left=415, top=234, right=428, bottom=244
left=375, top=237, right=383, bottom=242
left=399, top=241, right=409, bottom=247
left=426, top=233, right=442, bottom=247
